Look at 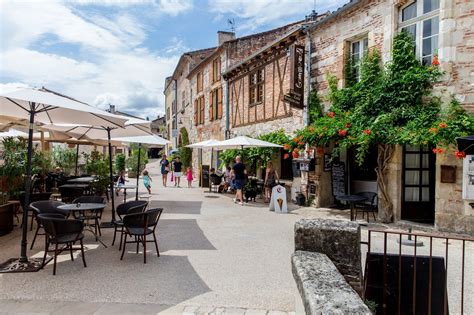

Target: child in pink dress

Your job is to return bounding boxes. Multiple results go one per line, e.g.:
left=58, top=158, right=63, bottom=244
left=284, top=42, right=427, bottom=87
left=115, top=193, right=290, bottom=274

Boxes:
left=186, top=167, right=193, bottom=188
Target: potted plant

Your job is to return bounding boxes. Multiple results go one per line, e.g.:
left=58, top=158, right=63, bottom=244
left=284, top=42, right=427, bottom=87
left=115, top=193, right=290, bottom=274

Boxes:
left=126, top=146, right=148, bottom=178
left=84, top=151, right=110, bottom=196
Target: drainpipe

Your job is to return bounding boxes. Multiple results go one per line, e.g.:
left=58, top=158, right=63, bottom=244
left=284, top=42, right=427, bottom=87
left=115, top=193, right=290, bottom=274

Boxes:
left=224, top=48, right=230, bottom=139
left=304, top=27, right=312, bottom=127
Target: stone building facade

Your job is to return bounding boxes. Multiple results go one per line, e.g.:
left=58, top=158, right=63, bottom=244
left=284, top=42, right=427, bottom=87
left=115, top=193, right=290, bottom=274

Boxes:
left=307, top=0, right=474, bottom=234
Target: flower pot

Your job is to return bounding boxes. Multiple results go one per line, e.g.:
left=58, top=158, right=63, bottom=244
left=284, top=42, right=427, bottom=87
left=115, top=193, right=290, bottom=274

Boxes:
left=0, top=202, right=14, bottom=236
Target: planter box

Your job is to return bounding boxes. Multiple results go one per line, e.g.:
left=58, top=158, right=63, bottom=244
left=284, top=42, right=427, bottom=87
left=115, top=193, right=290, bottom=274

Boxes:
left=0, top=202, right=14, bottom=236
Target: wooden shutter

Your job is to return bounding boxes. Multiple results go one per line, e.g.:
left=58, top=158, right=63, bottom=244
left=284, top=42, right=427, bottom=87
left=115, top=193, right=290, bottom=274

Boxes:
left=217, top=87, right=223, bottom=119
left=209, top=91, right=214, bottom=121
left=200, top=96, right=205, bottom=124
left=194, top=99, right=198, bottom=126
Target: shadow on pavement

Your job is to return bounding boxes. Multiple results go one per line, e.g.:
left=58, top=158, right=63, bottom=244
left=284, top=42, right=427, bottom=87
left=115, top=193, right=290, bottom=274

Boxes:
left=158, top=219, right=216, bottom=251
left=151, top=200, right=203, bottom=215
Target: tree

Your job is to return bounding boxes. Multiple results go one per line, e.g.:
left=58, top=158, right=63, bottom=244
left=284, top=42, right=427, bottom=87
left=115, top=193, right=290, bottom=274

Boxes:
left=179, top=127, right=192, bottom=167
left=296, top=32, right=474, bottom=222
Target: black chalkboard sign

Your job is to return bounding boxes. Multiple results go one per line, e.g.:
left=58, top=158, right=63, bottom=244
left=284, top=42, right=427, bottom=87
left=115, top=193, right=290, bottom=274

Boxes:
left=331, top=161, right=346, bottom=197
left=201, top=165, right=210, bottom=188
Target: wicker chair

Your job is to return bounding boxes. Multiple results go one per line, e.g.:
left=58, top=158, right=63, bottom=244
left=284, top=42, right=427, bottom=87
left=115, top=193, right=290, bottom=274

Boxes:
left=112, top=200, right=148, bottom=250
left=29, top=200, right=67, bottom=249
left=120, top=208, right=163, bottom=264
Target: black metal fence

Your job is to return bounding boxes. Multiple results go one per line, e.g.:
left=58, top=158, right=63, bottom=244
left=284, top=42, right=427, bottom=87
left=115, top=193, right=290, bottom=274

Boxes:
left=361, top=229, right=473, bottom=315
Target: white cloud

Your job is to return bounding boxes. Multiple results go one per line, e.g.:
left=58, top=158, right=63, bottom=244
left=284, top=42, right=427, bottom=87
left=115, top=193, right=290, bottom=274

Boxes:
left=163, top=37, right=189, bottom=55
left=158, top=0, right=193, bottom=16
left=0, top=0, right=181, bottom=119
left=209, top=0, right=349, bottom=30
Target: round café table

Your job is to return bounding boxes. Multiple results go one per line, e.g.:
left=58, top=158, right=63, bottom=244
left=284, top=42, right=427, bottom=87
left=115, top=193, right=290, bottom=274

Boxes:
left=58, top=203, right=107, bottom=247
left=335, top=195, right=368, bottom=221
left=115, top=184, right=137, bottom=203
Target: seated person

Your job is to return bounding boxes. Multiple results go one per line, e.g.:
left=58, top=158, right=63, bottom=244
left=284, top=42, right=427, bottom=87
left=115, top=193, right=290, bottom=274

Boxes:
left=220, top=166, right=232, bottom=193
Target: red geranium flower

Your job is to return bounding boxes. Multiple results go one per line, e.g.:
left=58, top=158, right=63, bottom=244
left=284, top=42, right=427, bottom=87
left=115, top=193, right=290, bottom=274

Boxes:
left=439, top=122, right=447, bottom=128
left=298, top=141, right=305, bottom=146
left=345, top=123, right=351, bottom=128
left=432, top=54, right=440, bottom=66
left=363, top=129, right=371, bottom=136
left=308, top=126, right=315, bottom=132
left=432, top=148, right=444, bottom=154
left=293, top=148, right=299, bottom=152
left=455, top=150, right=466, bottom=159
left=338, top=129, right=347, bottom=136
left=327, top=111, right=335, bottom=118
left=283, top=153, right=290, bottom=159
left=292, top=151, right=299, bottom=159
left=429, top=127, right=439, bottom=134
left=283, top=143, right=291, bottom=150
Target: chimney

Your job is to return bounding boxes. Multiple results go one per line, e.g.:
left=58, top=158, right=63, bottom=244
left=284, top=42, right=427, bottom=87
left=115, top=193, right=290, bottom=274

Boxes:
left=217, top=31, right=235, bottom=46
left=109, top=104, right=116, bottom=114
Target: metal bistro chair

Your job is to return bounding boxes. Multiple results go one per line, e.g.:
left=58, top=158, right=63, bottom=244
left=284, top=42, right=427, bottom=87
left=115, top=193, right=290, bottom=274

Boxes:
left=37, top=213, right=87, bottom=275
left=72, top=196, right=106, bottom=239
left=59, top=186, right=84, bottom=203
left=19, top=192, right=53, bottom=231
left=112, top=200, right=148, bottom=250
left=354, top=191, right=378, bottom=222
left=29, top=200, right=68, bottom=249
left=120, top=208, right=163, bottom=264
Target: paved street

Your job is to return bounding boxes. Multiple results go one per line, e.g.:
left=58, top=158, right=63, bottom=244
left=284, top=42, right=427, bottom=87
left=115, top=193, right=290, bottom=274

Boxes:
left=0, top=160, right=472, bottom=314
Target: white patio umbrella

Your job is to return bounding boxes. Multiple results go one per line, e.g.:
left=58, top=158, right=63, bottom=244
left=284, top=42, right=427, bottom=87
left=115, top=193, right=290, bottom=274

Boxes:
left=46, top=117, right=153, bottom=226
left=112, top=134, right=170, bottom=200
left=186, top=139, right=222, bottom=189
left=0, top=86, right=127, bottom=273
left=204, top=135, right=283, bottom=150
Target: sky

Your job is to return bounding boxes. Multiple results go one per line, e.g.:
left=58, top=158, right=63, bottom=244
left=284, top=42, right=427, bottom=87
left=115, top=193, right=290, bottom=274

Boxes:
left=0, top=0, right=348, bottom=119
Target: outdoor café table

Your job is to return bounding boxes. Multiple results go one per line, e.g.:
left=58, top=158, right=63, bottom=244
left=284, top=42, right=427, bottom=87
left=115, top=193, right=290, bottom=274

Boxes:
left=67, top=177, right=96, bottom=184
left=115, top=184, right=137, bottom=203
left=335, top=194, right=368, bottom=221
left=59, top=184, right=89, bottom=189
left=58, top=203, right=107, bottom=248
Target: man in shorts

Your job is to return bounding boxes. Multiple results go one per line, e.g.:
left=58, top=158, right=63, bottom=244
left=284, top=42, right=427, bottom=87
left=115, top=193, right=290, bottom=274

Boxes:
left=173, top=157, right=183, bottom=188
left=232, top=155, right=246, bottom=205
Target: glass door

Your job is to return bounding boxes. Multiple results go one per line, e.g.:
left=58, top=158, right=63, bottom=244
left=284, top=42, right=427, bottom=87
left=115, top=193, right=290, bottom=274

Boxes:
left=401, top=145, right=436, bottom=223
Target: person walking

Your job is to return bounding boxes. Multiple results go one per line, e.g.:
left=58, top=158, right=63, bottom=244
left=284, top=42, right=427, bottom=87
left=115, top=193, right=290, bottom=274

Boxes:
left=173, top=157, right=183, bottom=188
left=264, top=161, right=279, bottom=203
left=142, top=170, right=152, bottom=194
left=160, top=154, right=170, bottom=187
left=186, top=166, right=193, bottom=188
left=232, top=155, right=246, bottom=205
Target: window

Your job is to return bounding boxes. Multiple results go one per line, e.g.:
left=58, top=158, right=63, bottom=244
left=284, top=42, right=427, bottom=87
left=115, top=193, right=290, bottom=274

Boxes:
left=249, top=69, right=264, bottom=105
left=209, top=87, right=223, bottom=121
left=197, top=72, right=203, bottom=93
left=212, top=58, right=221, bottom=83
left=350, top=37, right=369, bottom=81
left=193, top=95, right=205, bottom=126
left=399, top=0, right=440, bottom=65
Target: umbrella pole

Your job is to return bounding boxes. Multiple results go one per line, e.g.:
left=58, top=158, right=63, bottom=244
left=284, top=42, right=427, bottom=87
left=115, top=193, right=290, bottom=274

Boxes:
left=135, top=143, right=141, bottom=201
left=107, top=128, right=116, bottom=223
left=209, top=149, right=213, bottom=192
left=19, top=106, right=36, bottom=262
left=0, top=103, right=49, bottom=273
left=75, top=144, right=80, bottom=176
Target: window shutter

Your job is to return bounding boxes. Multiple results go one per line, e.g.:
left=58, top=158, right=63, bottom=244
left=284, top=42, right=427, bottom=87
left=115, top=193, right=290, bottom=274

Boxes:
left=200, top=96, right=205, bottom=124
left=194, top=99, right=198, bottom=126
left=209, top=91, right=214, bottom=121
left=217, top=87, right=223, bottom=119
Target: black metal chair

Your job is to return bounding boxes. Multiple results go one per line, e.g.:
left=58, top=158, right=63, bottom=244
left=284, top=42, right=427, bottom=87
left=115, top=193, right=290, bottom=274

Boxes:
left=120, top=208, right=163, bottom=264
left=112, top=200, right=148, bottom=250
left=37, top=213, right=87, bottom=275
left=29, top=200, right=67, bottom=249
left=19, top=192, right=53, bottom=231
left=72, top=196, right=106, bottom=239
left=354, top=192, right=378, bottom=222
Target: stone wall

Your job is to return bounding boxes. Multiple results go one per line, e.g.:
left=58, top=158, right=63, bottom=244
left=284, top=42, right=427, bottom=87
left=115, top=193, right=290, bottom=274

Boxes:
left=294, top=218, right=363, bottom=292
left=292, top=251, right=370, bottom=315
left=292, top=219, right=369, bottom=314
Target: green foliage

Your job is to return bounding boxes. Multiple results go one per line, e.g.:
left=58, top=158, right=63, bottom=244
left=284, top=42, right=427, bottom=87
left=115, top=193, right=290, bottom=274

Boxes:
left=297, top=32, right=472, bottom=164
left=32, top=149, right=52, bottom=177
left=219, top=130, right=291, bottom=171
left=83, top=150, right=110, bottom=194
left=344, top=50, right=357, bottom=87
left=126, top=148, right=149, bottom=177
left=308, top=90, right=323, bottom=124
left=52, top=146, right=77, bottom=175
left=0, top=137, right=27, bottom=195
left=179, top=127, right=192, bottom=167
left=115, top=153, right=126, bottom=172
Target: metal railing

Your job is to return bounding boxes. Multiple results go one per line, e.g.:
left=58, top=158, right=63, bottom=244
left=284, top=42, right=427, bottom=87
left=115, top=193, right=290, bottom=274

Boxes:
left=361, top=228, right=474, bottom=315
